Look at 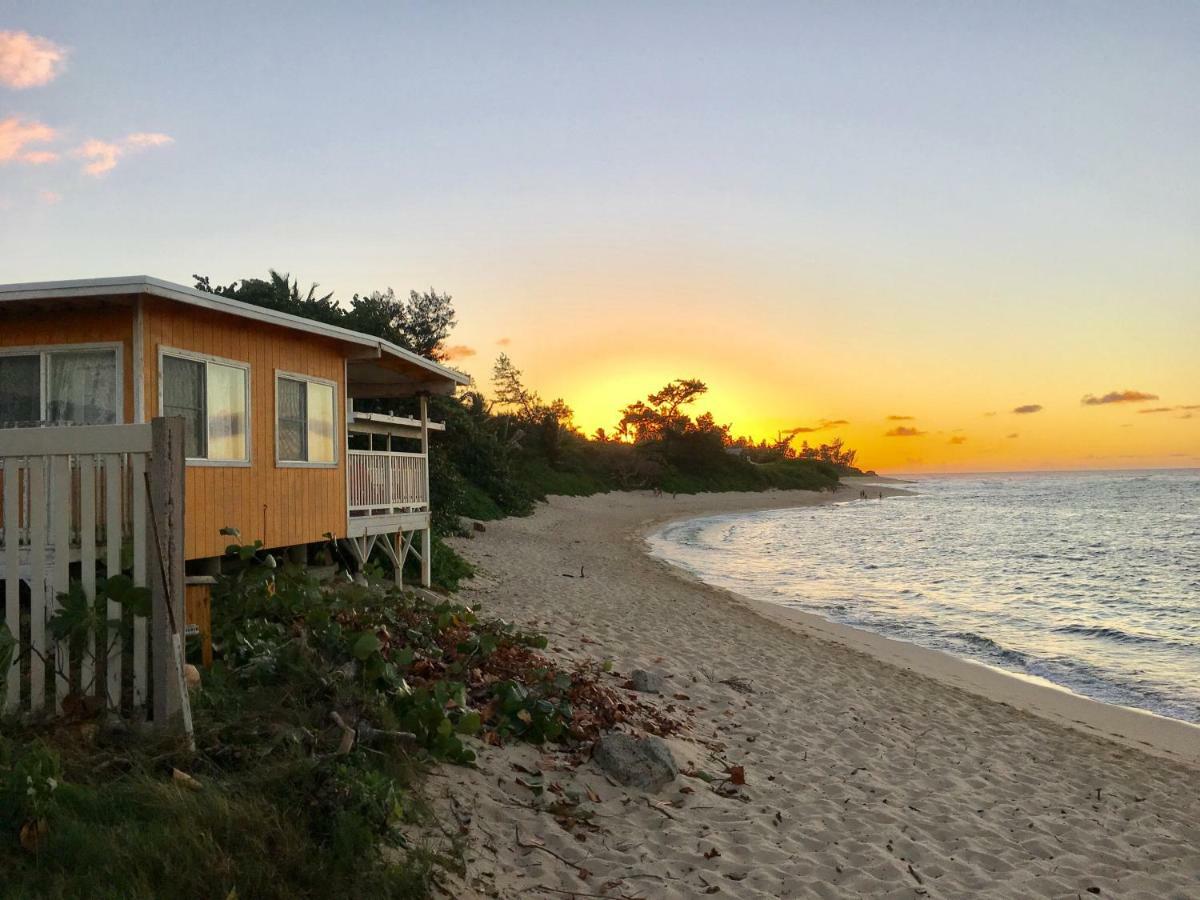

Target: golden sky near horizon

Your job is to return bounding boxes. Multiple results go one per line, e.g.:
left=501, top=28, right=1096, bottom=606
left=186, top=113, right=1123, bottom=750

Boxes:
left=443, top=250, right=1200, bottom=473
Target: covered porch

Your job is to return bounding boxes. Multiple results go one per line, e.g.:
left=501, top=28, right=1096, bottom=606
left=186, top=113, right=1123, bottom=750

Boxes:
left=340, top=348, right=465, bottom=587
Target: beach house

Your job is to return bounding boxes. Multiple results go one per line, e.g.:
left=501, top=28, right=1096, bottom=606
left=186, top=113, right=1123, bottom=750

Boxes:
left=0, top=275, right=469, bottom=659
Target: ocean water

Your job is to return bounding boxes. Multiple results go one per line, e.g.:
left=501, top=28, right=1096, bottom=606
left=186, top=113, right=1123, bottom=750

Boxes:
left=648, top=470, right=1200, bottom=723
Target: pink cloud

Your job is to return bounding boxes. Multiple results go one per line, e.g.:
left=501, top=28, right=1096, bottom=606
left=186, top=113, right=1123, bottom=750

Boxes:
left=0, top=30, right=67, bottom=89
left=0, top=116, right=58, bottom=164
left=75, top=138, right=122, bottom=175
left=124, top=132, right=173, bottom=148
left=74, top=131, right=174, bottom=176
left=39, top=190, right=62, bottom=205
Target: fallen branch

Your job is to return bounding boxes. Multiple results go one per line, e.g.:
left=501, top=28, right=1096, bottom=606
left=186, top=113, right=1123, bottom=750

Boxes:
left=516, top=826, right=588, bottom=875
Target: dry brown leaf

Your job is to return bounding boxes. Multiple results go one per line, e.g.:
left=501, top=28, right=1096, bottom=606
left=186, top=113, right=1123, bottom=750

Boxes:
left=19, top=818, right=48, bottom=853
left=172, top=768, right=203, bottom=791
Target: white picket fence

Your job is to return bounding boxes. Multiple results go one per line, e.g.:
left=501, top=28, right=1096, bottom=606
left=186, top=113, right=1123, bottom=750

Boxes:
left=0, top=420, right=185, bottom=724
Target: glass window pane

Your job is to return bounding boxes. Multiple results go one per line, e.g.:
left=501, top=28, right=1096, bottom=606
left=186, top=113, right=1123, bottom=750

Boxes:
left=277, top=378, right=306, bottom=461
left=0, top=355, right=41, bottom=425
left=306, top=382, right=335, bottom=463
left=206, top=363, right=247, bottom=461
left=163, top=355, right=206, bottom=458
left=47, top=349, right=118, bottom=425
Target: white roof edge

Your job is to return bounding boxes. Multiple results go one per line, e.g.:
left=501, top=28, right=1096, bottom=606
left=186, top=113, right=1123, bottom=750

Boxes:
left=0, top=275, right=471, bottom=387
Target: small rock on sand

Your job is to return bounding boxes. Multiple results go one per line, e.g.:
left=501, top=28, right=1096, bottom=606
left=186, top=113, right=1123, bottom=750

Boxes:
left=631, top=669, right=665, bottom=693
left=593, top=733, right=678, bottom=791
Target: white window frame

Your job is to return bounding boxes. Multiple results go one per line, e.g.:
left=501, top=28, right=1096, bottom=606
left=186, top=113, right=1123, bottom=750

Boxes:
left=274, top=370, right=339, bottom=468
left=0, top=342, right=124, bottom=425
left=157, top=345, right=252, bottom=467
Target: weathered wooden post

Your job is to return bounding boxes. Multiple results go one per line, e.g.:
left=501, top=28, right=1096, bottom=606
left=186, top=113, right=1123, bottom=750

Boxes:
left=419, top=393, right=432, bottom=588
left=148, top=416, right=186, bottom=729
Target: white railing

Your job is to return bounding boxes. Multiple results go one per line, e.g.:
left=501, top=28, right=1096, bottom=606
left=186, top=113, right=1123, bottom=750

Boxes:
left=347, top=450, right=428, bottom=515
left=0, top=421, right=186, bottom=724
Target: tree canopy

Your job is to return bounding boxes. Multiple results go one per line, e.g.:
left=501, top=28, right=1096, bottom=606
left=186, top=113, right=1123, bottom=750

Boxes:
left=193, top=271, right=457, bottom=361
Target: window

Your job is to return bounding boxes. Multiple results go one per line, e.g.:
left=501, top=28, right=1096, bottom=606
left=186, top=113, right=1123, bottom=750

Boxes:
left=159, top=349, right=249, bottom=463
left=0, top=346, right=119, bottom=427
left=275, top=373, right=336, bottom=465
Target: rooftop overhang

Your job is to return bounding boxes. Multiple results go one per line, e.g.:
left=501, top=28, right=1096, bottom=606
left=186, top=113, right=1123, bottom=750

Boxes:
left=346, top=354, right=463, bottom=398
left=0, top=275, right=472, bottom=399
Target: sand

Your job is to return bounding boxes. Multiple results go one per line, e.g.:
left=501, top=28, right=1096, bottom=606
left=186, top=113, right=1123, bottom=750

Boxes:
left=430, top=485, right=1200, bottom=899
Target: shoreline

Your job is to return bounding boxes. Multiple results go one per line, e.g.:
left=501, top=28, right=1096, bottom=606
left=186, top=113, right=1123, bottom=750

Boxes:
left=641, top=486, right=1200, bottom=766
left=648, top=501, right=1200, bottom=768
left=440, top=485, right=1200, bottom=899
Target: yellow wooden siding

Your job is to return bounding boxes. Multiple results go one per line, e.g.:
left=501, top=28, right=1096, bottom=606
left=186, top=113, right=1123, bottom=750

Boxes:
left=140, top=298, right=347, bottom=560
left=0, top=303, right=136, bottom=424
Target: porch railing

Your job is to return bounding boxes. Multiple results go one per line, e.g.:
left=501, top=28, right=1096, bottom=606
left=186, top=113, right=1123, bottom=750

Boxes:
left=347, top=450, right=428, bottom=515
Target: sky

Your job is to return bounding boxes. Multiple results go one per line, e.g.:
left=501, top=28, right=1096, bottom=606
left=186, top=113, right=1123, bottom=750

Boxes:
left=1, top=2, right=1197, bottom=472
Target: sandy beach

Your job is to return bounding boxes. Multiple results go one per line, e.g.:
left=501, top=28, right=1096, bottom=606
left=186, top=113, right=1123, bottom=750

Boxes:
left=434, top=485, right=1200, bottom=899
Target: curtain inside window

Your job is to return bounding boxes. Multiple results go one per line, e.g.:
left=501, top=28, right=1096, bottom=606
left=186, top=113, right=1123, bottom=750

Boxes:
left=277, top=378, right=306, bottom=461
left=163, top=355, right=206, bottom=458
left=47, top=349, right=118, bottom=425
left=0, top=355, right=41, bottom=425
left=206, top=363, right=247, bottom=461
left=306, top=382, right=335, bottom=463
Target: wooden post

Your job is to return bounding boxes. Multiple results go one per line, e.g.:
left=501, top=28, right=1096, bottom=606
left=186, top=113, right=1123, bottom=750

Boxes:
left=2, top=459, right=21, bottom=713
left=148, top=416, right=186, bottom=729
left=419, top=394, right=432, bottom=588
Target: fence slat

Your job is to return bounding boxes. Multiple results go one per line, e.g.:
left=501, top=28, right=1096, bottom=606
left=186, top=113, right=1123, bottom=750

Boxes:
left=130, top=453, right=148, bottom=710
left=79, top=455, right=97, bottom=699
left=104, top=453, right=122, bottom=709
left=50, top=455, right=71, bottom=712
left=3, top=458, right=20, bottom=713
left=27, top=457, right=47, bottom=713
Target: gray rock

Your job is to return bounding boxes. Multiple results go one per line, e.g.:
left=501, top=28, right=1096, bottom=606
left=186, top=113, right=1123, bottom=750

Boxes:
left=630, top=669, right=665, bottom=693
left=593, top=733, right=679, bottom=792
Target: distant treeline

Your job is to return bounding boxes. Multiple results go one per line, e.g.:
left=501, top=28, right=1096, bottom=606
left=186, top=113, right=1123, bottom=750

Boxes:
left=193, top=271, right=867, bottom=537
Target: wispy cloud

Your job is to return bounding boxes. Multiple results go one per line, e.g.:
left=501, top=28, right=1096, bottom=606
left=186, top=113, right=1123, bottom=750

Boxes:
left=948, top=435, right=967, bottom=445
left=0, top=116, right=57, bottom=164
left=983, top=411, right=997, bottom=417
left=784, top=418, right=850, bottom=435
left=496, top=337, right=511, bottom=346
left=886, top=414, right=914, bottom=421
left=38, top=190, right=61, bottom=205
left=1007, top=433, right=1019, bottom=439
left=1012, top=404, right=1043, bottom=414
left=1081, top=389, right=1158, bottom=406
left=1138, top=404, right=1199, bottom=414
left=885, top=426, right=925, bottom=437
left=442, top=344, right=476, bottom=361
left=75, top=139, right=120, bottom=175
left=0, top=30, right=67, bottom=89
left=74, top=131, right=173, bottom=175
